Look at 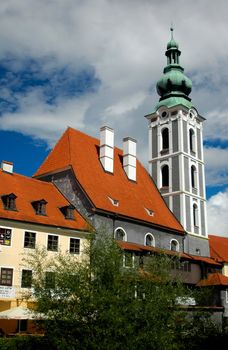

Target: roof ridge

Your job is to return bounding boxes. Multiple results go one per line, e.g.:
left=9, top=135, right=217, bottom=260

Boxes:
left=0, top=169, right=56, bottom=188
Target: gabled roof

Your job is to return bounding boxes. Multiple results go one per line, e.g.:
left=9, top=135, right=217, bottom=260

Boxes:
left=197, top=273, right=228, bottom=287
left=209, top=235, right=228, bottom=263
left=0, top=169, right=90, bottom=231
left=34, top=127, right=184, bottom=234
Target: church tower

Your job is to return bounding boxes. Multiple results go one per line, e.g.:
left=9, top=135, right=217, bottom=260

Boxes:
left=145, top=28, right=209, bottom=256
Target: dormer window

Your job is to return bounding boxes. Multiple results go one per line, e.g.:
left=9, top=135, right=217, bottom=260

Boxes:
left=1, top=193, right=17, bottom=211
left=108, top=197, right=119, bottom=207
left=60, top=205, right=75, bottom=220
left=32, top=199, right=47, bottom=216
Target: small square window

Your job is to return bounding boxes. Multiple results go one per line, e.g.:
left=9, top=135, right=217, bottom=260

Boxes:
left=0, top=268, right=13, bottom=286
left=47, top=235, right=58, bottom=252
left=0, top=228, right=12, bottom=246
left=24, top=232, right=36, bottom=249
left=21, top=270, right=32, bottom=288
left=69, top=238, right=80, bottom=254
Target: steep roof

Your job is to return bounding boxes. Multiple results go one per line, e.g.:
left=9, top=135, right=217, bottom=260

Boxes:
left=209, top=235, right=228, bottom=263
left=34, top=127, right=184, bottom=234
left=197, top=273, right=228, bottom=287
left=0, top=169, right=90, bottom=231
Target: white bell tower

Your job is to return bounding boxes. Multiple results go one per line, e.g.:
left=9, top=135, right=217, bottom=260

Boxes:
left=146, top=28, right=209, bottom=257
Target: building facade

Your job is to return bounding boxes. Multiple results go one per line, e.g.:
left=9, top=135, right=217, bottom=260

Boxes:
left=0, top=162, right=91, bottom=334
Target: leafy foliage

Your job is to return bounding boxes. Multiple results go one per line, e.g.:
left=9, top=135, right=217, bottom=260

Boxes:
left=24, top=232, right=223, bottom=350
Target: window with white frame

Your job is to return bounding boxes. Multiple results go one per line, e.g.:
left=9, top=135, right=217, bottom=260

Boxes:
left=189, top=128, right=196, bottom=153
left=161, top=128, right=169, bottom=150
left=47, top=235, right=58, bottom=251
left=145, top=233, right=155, bottom=247
left=69, top=238, right=80, bottom=254
left=191, top=165, right=197, bottom=188
left=193, top=204, right=199, bottom=227
left=170, top=239, right=179, bottom=252
left=161, top=164, right=169, bottom=187
left=0, top=268, right=13, bottom=286
left=115, top=228, right=126, bottom=241
left=24, top=231, right=36, bottom=249
left=0, top=227, right=12, bottom=246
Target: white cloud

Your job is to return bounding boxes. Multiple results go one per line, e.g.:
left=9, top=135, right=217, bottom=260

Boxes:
left=204, top=147, right=228, bottom=186
left=0, top=90, right=92, bottom=146
left=0, top=0, right=227, bottom=188
left=207, top=189, right=228, bottom=236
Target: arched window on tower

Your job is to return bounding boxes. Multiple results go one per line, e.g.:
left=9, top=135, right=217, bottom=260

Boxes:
left=161, top=165, right=169, bottom=187
left=193, top=204, right=199, bottom=227
left=189, top=129, right=195, bottom=153
left=162, top=128, right=169, bottom=151
left=191, top=165, right=197, bottom=188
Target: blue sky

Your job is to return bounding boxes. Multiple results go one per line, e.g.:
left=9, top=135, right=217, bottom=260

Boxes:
left=0, top=0, right=228, bottom=235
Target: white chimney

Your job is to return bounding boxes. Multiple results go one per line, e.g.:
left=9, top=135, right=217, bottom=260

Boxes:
left=99, top=126, right=114, bottom=173
left=1, top=160, right=13, bottom=174
left=123, top=137, right=137, bottom=181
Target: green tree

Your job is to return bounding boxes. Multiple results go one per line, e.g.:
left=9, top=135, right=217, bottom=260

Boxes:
left=24, top=232, right=221, bottom=350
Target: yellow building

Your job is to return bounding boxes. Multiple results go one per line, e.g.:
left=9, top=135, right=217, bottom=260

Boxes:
left=0, top=161, right=91, bottom=335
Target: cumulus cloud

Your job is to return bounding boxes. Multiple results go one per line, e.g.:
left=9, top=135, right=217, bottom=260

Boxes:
left=207, top=189, right=228, bottom=236
left=204, top=147, right=228, bottom=186
left=0, top=0, right=227, bottom=190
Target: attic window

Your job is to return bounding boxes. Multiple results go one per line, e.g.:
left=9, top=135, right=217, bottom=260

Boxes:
left=32, top=199, right=47, bottom=216
left=2, top=193, right=17, bottom=211
left=145, top=208, right=154, bottom=217
left=108, top=197, right=119, bottom=207
left=60, top=205, right=75, bottom=220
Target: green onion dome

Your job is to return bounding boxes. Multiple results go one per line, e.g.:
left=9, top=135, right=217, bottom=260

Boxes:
left=156, top=66, right=192, bottom=98
left=156, top=27, right=192, bottom=102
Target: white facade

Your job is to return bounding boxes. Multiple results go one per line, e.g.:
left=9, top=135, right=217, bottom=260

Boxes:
left=147, top=105, right=209, bottom=256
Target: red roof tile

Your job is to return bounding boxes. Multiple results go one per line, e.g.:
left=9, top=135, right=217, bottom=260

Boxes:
left=0, top=169, right=90, bottom=231
left=187, top=254, right=221, bottom=266
left=209, top=235, right=228, bottom=263
left=117, top=240, right=189, bottom=258
left=197, top=273, right=228, bottom=287
left=117, top=241, right=221, bottom=266
left=34, top=127, right=184, bottom=234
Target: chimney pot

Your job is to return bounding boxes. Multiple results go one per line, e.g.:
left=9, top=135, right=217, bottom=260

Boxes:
left=123, top=137, right=137, bottom=181
left=99, top=126, right=114, bottom=173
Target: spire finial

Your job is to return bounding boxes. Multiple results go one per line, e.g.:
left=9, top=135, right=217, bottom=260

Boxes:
left=170, top=23, right=174, bottom=39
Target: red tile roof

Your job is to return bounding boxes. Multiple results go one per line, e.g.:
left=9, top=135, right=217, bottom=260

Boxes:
left=34, top=127, right=184, bottom=234
left=117, top=240, right=189, bottom=257
left=0, top=169, right=90, bottom=231
left=197, top=273, right=228, bottom=287
left=209, top=235, right=228, bottom=263
left=117, top=241, right=221, bottom=266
